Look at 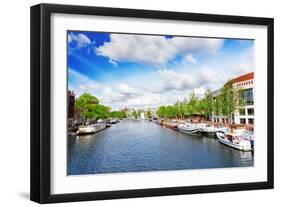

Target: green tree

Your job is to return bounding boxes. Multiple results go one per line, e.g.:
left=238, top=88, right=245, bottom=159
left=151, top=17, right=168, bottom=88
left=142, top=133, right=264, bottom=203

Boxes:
left=84, top=104, right=111, bottom=120
left=110, top=111, right=126, bottom=119
left=75, top=93, right=100, bottom=119
left=219, top=84, right=242, bottom=123
left=213, top=96, right=221, bottom=116
left=156, top=106, right=166, bottom=118
left=199, top=88, right=213, bottom=120
left=184, top=90, right=198, bottom=116
left=132, top=110, right=138, bottom=119
left=146, top=109, right=152, bottom=119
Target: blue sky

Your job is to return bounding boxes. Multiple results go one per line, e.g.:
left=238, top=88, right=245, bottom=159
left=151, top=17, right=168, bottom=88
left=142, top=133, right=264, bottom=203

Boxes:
left=68, top=31, right=254, bottom=110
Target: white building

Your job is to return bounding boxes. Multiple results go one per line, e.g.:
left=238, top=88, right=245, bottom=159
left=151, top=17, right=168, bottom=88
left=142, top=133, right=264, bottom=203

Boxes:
left=232, top=72, right=254, bottom=125
left=212, top=72, right=254, bottom=125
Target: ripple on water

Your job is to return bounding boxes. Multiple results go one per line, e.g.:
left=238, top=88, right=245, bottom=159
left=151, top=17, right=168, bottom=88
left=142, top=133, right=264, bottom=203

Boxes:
left=67, top=120, right=254, bottom=175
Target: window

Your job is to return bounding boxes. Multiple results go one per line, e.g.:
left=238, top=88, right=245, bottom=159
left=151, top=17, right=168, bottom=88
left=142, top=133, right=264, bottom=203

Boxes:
left=247, top=108, right=254, bottom=115
left=248, top=118, right=254, bottom=124
left=240, top=88, right=254, bottom=105
left=240, top=118, right=246, bottom=124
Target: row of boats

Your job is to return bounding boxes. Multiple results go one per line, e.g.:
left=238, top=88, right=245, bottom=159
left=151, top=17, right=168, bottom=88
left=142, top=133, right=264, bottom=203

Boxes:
left=154, top=119, right=254, bottom=152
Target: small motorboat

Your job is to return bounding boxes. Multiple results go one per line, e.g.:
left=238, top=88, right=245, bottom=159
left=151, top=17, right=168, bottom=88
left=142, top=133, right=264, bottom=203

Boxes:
left=216, top=131, right=252, bottom=151
left=177, top=123, right=203, bottom=136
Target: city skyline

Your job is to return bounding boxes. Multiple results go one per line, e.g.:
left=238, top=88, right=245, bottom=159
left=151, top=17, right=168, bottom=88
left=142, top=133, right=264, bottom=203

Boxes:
left=68, top=31, right=254, bottom=110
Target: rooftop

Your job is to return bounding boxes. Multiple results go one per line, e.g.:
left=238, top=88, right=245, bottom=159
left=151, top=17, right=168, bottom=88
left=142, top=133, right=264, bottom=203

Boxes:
left=232, top=72, right=254, bottom=84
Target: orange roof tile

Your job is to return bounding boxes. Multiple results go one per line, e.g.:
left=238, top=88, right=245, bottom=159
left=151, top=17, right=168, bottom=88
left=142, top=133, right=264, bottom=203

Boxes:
left=232, top=72, right=254, bottom=84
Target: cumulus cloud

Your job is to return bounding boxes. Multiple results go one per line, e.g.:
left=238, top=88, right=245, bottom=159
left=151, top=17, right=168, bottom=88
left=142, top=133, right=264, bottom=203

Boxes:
left=117, top=83, right=139, bottom=96
left=151, top=68, right=217, bottom=93
left=100, top=83, right=141, bottom=104
left=96, top=34, right=223, bottom=66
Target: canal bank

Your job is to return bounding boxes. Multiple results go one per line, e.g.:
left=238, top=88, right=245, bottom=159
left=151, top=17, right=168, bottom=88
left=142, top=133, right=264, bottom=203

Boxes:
left=68, top=120, right=254, bottom=175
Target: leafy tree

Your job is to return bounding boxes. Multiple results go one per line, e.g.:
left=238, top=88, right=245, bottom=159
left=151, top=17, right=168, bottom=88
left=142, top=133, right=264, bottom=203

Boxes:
left=200, top=88, right=213, bottom=120
left=146, top=109, right=152, bottom=119
left=185, top=90, right=198, bottom=116
left=75, top=93, right=100, bottom=119
left=110, top=111, right=126, bottom=119
left=156, top=106, right=167, bottom=118
left=213, top=96, right=221, bottom=116
left=84, top=104, right=111, bottom=120
left=166, top=105, right=176, bottom=118
left=219, top=84, right=242, bottom=123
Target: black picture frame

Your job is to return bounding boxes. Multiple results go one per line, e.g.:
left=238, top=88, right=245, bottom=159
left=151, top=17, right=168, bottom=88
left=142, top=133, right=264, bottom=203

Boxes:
left=30, top=3, right=274, bottom=204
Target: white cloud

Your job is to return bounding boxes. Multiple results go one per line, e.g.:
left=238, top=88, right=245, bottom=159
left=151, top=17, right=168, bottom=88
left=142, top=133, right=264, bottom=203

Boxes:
left=127, top=95, right=163, bottom=108
left=199, top=68, right=218, bottom=84
left=68, top=33, right=91, bottom=48
left=117, top=83, right=138, bottom=96
left=100, top=83, right=142, bottom=105
left=68, top=33, right=93, bottom=54
left=68, top=68, right=103, bottom=98
left=151, top=68, right=218, bottom=93
left=185, top=54, right=197, bottom=64
left=96, top=34, right=223, bottom=66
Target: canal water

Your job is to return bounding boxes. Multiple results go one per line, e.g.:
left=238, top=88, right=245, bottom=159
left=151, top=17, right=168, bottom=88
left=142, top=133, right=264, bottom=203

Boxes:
left=67, top=120, right=254, bottom=175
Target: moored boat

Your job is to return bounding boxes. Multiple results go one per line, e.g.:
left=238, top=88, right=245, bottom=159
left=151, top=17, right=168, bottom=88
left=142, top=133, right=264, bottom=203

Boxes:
left=242, top=130, right=254, bottom=150
left=197, top=123, right=218, bottom=136
left=77, top=123, right=106, bottom=135
left=165, top=120, right=178, bottom=129
left=216, top=131, right=251, bottom=151
left=109, top=119, right=118, bottom=124
left=177, top=123, right=203, bottom=136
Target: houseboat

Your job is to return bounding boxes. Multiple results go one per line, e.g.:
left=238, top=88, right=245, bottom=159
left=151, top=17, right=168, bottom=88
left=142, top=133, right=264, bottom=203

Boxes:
left=77, top=123, right=106, bottom=135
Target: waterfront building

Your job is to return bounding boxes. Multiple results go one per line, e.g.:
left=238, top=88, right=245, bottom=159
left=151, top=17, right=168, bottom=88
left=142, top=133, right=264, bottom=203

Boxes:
left=68, top=90, right=75, bottom=119
left=232, top=72, right=254, bottom=125
left=212, top=72, right=254, bottom=125
left=68, top=90, right=84, bottom=128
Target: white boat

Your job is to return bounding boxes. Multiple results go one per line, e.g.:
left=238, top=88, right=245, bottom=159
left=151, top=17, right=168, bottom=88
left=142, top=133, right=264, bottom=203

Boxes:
left=77, top=123, right=106, bottom=135
left=178, top=123, right=203, bottom=136
left=242, top=130, right=255, bottom=149
left=109, top=119, right=118, bottom=124
left=197, top=123, right=219, bottom=136
left=216, top=131, right=252, bottom=151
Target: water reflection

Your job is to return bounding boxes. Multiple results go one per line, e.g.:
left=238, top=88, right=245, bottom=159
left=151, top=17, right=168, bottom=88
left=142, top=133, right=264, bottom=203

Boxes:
left=68, top=120, right=254, bottom=175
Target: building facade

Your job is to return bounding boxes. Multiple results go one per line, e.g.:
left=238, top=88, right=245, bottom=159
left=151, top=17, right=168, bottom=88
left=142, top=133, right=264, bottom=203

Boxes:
left=232, top=72, right=254, bottom=125
left=212, top=72, right=254, bottom=125
left=68, top=90, right=84, bottom=128
left=68, top=90, right=75, bottom=119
